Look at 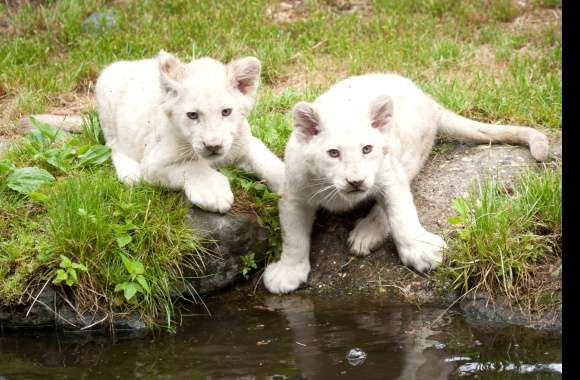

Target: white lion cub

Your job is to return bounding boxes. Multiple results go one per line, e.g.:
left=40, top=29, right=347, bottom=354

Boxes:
left=264, top=73, right=549, bottom=294
left=95, top=51, right=284, bottom=212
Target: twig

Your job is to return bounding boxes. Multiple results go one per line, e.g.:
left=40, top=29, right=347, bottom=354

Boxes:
left=253, top=270, right=266, bottom=295
left=33, top=299, right=79, bottom=328
left=59, top=291, right=85, bottom=321
left=340, top=257, right=355, bottom=271
left=26, top=279, right=50, bottom=317
left=429, top=286, right=478, bottom=326
left=80, top=314, right=108, bottom=330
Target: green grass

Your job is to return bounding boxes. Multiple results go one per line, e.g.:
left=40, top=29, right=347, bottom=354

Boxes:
left=0, top=0, right=561, bottom=138
left=439, top=164, right=562, bottom=314
left=0, top=117, right=206, bottom=329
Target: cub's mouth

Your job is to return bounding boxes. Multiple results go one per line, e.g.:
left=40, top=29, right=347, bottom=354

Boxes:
left=205, top=152, right=223, bottom=158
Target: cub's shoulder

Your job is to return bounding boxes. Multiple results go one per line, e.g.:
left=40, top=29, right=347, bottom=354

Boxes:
left=97, top=58, right=158, bottom=85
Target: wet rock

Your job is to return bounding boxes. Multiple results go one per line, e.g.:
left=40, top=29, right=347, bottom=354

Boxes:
left=184, top=208, right=270, bottom=294
left=81, top=11, right=118, bottom=34
left=0, top=285, right=148, bottom=331
left=459, top=293, right=562, bottom=332
left=346, top=347, right=367, bottom=366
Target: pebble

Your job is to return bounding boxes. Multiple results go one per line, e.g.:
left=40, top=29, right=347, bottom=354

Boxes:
left=434, top=343, right=446, bottom=350
left=346, top=347, right=367, bottom=366
left=82, top=11, right=118, bottom=34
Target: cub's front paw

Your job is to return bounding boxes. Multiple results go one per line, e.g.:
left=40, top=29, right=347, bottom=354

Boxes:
left=348, top=217, right=389, bottom=257
left=263, top=260, right=310, bottom=294
left=184, top=174, right=234, bottom=213
left=397, top=230, right=446, bottom=272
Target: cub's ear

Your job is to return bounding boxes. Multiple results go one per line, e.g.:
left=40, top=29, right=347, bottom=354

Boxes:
left=158, top=50, right=185, bottom=97
left=293, top=102, right=322, bottom=143
left=227, top=56, right=261, bottom=99
left=369, top=95, right=393, bottom=131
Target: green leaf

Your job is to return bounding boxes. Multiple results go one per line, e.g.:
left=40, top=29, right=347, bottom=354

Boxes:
left=120, top=253, right=132, bottom=272
left=71, top=262, right=88, bottom=272
left=52, top=269, right=68, bottom=284
left=66, top=268, right=78, bottom=286
left=28, top=191, right=50, bottom=203
left=29, top=116, right=60, bottom=142
left=45, top=146, right=74, bottom=172
left=447, top=216, right=464, bottom=225
left=136, top=275, right=150, bottom=294
left=131, top=261, right=144, bottom=275
left=117, top=234, right=132, bottom=248
left=6, top=167, right=55, bottom=194
left=123, top=282, right=142, bottom=301
left=0, top=159, right=15, bottom=175
left=77, top=145, right=111, bottom=166
left=59, top=255, right=72, bottom=268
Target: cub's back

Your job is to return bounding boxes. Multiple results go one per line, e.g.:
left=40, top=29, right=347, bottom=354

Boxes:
left=95, top=58, right=162, bottom=127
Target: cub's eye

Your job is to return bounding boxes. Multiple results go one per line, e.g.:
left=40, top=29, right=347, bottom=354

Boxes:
left=362, top=145, right=373, bottom=154
left=221, top=108, right=233, bottom=117
left=186, top=112, right=199, bottom=120
left=328, top=149, right=340, bottom=158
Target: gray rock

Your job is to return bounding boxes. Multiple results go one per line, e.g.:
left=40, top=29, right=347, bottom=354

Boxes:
left=185, top=208, right=270, bottom=294
left=460, top=293, right=561, bottom=332
left=82, top=11, right=118, bottom=34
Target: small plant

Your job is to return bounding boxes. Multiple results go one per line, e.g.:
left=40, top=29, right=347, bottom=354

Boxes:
left=115, top=254, right=151, bottom=302
left=240, top=252, right=258, bottom=279
left=222, top=167, right=283, bottom=268
left=52, top=255, right=88, bottom=287
left=6, top=116, right=111, bottom=175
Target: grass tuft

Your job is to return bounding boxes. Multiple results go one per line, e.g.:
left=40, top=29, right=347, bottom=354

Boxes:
left=439, top=164, right=562, bottom=315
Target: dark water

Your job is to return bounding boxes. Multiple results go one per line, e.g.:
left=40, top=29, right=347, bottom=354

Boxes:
left=0, top=295, right=561, bottom=379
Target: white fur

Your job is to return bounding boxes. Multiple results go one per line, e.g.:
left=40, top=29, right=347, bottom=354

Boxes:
left=264, top=73, right=549, bottom=294
left=95, top=51, right=284, bottom=213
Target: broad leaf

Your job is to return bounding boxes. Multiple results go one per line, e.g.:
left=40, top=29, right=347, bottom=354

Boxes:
left=78, top=145, right=111, bottom=166
left=123, top=282, right=142, bottom=301
left=117, top=234, right=132, bottom=248
left=59, top=255, right=72, bottom=268
left=0, top=159, right=15, bottom=175
left=6, top=167, right=55, bottom=194
left=136, top=275, right=150, bottom=294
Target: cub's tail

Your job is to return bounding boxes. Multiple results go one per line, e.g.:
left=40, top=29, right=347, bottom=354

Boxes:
left=436, top=107, right=549, bottom=162
left=19, top=114, right=84, bottom=133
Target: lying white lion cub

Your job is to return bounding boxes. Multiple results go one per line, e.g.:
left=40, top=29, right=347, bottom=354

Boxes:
left=95, top=51, right=284, bottom=212
left=263, top=73, right=549, bottom=294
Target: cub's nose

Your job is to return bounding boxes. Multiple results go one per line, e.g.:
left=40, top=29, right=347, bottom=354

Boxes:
left=203, top=143, right=223, bottom=154
left=346, top=178, right=365, bottom=190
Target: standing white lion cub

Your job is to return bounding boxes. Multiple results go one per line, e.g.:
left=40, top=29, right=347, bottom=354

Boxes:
left=95, top=51, right=284, bottom=212
left=263, top=73, right=549, bottom=294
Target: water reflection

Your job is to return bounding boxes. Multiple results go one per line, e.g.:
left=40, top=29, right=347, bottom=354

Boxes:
left=0, top=294, right=562, bottom=379
left=264, top=294, right=455, bottom=379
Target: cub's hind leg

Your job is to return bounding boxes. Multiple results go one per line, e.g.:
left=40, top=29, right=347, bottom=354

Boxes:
left=348, top=204, right=390, bottom=257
